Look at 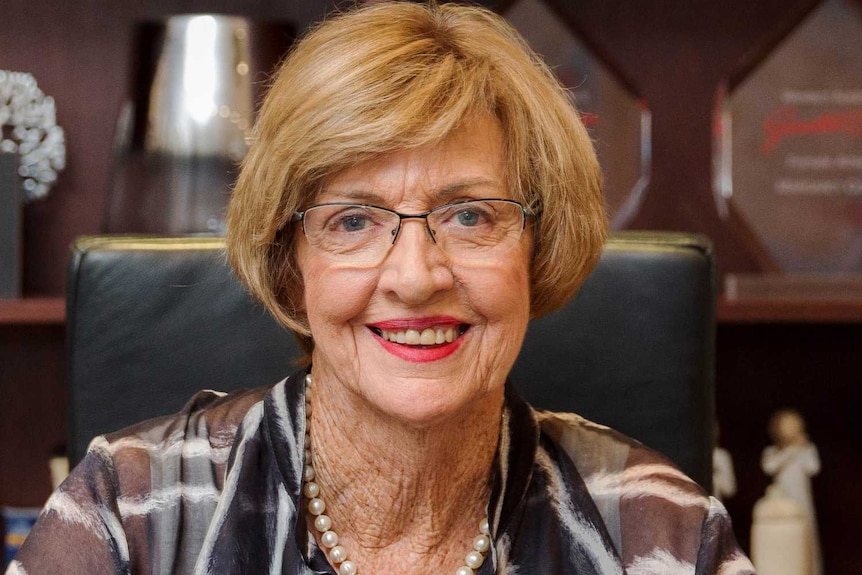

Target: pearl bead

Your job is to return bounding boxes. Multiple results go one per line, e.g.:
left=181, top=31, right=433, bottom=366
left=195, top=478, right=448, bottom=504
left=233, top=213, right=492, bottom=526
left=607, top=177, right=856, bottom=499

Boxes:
left=321, top=530, right=339, bottom=548
left=308, top=497, right=326, bottom=516
left=330, top=545, right=348, bottom=563
left=314, top=514, right=332, bottom=532
left=473, top=534, right=490, bottom=553
left=303, top=481, right=320, bottom=499
left=465, top=551, right=484, bottom=569
left=305, top=374, right=312, bottom=385
left=303, top=464, right=315, bottom=482
left=338, top=560, right=357, bottom=575
left=455, top=567, right=474, bottom=575
left=480, top=518, right=490, bottom=535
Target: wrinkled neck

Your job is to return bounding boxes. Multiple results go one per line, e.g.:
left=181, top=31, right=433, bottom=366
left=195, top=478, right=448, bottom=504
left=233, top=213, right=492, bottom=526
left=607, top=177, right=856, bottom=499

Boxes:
left=304, top=369, right=501, bottom=568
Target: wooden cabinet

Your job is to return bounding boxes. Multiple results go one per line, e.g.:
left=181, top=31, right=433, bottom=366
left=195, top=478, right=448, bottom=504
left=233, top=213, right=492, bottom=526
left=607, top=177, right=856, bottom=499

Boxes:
left=0, top=299, right=65, bottom=506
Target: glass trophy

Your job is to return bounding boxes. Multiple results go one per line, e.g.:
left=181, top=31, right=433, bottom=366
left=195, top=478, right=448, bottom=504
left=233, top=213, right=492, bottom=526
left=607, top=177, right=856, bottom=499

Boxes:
left=715, top=0, right=862, bottom=298
left=504, top=0, right=651, bottom=230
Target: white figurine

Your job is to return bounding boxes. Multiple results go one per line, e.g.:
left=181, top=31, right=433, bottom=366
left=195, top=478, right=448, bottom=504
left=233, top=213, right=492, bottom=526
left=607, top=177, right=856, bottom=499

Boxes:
left=761, top=409, right=822, bottom=575
left=712, top=424, right=736, bottom=502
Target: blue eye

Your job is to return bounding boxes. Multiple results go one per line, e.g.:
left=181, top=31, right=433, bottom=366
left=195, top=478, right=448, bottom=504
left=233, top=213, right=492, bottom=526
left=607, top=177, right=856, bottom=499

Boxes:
left=455, top=209, right=480, bottom=227
left=340, top=215, right=368, bottom=232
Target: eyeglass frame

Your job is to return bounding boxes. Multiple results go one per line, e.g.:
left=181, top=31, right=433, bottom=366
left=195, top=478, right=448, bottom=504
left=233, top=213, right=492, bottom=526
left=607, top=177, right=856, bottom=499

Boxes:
left=291, top=198, right=536, bottom=257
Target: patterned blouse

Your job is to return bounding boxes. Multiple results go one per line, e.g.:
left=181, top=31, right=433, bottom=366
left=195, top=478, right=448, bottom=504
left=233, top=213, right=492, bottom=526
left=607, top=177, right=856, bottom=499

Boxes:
left=8, top=369, right=755, bottom=574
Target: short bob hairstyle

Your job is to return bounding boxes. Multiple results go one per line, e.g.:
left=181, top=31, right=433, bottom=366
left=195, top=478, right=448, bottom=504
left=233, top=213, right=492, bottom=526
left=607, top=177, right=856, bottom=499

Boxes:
left=227, top=1, right=607, bottom=353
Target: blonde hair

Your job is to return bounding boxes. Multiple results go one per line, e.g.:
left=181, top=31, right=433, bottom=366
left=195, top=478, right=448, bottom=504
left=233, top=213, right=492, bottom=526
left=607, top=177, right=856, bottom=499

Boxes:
left=227, top=1, right=607, bottom=353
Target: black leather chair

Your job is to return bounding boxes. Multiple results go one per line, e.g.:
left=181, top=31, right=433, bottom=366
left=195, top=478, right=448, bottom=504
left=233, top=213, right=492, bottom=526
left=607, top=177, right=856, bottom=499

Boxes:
left=66, top=232, right=715, bottom=487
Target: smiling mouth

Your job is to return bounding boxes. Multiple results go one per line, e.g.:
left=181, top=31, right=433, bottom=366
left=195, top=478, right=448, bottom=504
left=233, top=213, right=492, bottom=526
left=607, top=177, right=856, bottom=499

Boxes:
left=368, top=324, right=470, bottom=346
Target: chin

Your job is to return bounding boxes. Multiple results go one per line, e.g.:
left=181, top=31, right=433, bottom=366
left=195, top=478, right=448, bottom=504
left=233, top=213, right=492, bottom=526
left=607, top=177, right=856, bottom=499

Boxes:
left=363, top=379, right=486, bottom=429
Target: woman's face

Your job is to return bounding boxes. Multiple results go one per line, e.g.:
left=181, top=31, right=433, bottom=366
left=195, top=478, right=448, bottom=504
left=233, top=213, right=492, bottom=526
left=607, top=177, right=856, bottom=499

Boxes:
left=296, top=115, right=532, bottom=426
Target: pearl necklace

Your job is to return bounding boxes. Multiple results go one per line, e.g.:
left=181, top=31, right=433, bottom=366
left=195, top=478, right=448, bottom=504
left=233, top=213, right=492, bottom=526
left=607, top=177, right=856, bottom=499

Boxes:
left=302, top=374, right=492, bottom=575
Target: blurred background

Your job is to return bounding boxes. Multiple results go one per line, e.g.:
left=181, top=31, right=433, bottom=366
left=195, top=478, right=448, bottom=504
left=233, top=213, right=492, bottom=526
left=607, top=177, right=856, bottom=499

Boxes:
left=1, top=0, right=860, bottom=573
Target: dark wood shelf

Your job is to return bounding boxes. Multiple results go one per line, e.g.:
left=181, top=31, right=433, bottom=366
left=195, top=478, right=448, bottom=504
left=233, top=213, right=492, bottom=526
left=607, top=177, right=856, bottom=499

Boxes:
left=718, top=274, right=862, bottom=323
left=717, top=295, right=862, bottom=324
left=0, top=298, right=66, bottom=325
left=4, top=296, right=862, bottom=326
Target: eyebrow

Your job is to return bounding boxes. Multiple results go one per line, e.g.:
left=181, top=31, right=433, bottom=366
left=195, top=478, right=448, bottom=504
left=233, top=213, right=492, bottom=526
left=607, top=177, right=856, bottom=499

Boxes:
left=319, top=178, right=504, bottom=205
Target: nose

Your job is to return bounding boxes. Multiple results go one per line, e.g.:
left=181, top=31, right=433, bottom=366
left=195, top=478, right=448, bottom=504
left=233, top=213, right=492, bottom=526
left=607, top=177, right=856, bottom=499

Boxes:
left=377, top=218, right=454, bottom=305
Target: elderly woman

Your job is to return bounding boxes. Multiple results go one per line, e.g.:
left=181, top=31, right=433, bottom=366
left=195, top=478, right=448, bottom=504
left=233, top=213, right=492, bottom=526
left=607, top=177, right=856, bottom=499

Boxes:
left=9, top=3, right=753, bottom=575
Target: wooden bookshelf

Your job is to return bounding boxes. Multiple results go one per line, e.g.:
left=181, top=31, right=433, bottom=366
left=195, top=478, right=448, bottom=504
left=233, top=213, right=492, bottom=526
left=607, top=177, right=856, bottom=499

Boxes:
left=0, top=298, right=66, bottom=325
left=717, top=297, right=862, bottom=323
left=718, top=275, right=862, bottom=323
left=5, top=295, right=862, bottom=327
left=0, top=297, right=66, bottom=507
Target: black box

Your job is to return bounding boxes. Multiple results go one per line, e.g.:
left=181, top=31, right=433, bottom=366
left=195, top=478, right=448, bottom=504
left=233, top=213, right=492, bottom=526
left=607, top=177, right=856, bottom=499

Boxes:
left=0, top=153, right=21, bottom=298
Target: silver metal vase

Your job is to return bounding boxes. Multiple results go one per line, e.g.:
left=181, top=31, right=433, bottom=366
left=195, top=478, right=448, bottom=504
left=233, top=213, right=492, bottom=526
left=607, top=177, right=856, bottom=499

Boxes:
left=105, top=15, right=292, bottom=234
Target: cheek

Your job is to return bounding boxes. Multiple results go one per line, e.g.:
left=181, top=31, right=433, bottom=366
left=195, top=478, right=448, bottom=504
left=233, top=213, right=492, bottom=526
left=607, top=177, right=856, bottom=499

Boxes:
left=458, top=256, right=532, bottom=329
left=298, top=251, right=378, bottom=333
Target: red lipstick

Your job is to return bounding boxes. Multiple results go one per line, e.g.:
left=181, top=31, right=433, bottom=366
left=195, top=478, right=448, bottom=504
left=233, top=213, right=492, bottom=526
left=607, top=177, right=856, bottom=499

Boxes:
left=374, top=336, right=464, bottom=362
left=367, top=316, right=468, bottom=363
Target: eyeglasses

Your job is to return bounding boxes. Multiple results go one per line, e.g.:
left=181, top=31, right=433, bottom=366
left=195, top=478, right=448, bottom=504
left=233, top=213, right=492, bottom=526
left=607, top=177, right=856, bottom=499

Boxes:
left=292, top=198, right=532, bottom=264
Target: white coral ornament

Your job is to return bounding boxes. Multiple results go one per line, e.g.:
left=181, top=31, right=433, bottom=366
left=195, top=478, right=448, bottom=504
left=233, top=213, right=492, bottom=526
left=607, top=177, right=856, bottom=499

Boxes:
left=0, top=70, right=66, bottom=201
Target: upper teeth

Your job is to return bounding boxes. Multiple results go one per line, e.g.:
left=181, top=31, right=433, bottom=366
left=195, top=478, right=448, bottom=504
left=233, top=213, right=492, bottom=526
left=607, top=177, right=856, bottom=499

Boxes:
left=380, top=327, right=458, bottom=345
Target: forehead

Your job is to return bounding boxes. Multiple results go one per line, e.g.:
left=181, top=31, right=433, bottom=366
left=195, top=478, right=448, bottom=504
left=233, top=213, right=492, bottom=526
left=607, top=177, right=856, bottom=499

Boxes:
left=317, top=115, right=508, bottom=207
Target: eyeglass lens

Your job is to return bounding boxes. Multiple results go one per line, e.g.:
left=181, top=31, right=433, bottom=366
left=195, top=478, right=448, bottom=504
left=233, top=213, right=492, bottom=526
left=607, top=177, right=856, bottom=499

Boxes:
left=300, top=200, right=525, bottom=263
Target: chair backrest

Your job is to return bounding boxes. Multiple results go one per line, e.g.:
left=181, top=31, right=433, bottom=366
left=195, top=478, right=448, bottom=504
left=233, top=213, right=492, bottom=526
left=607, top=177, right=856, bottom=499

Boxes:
left=67, top=231, right=715, bottom=486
